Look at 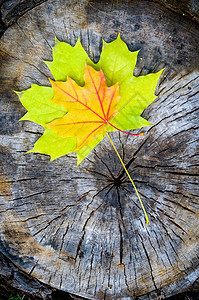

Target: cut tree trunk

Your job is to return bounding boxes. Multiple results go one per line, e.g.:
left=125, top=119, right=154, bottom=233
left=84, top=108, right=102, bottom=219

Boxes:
left=0, top=0, right=199, bottom=299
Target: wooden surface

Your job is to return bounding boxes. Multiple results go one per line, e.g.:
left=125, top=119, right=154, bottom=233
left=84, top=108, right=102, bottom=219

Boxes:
left=0, top=251, right=55, bottom=299
left=153, top=0, right=199, bottom=23
left=0, top=0, right=199, bottom=299
left=0, top=0, right=47, bottom=36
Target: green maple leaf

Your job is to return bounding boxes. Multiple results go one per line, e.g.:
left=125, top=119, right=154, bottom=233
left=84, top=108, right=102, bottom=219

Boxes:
left=17, top=35, right=162, bottom=165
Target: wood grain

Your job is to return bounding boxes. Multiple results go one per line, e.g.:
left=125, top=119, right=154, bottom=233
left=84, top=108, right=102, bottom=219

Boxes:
left=153, top=0, right=199, bottom=23
left=0, top=0, right=47, bottom=36
left=0, top=0, right=199, bottom=299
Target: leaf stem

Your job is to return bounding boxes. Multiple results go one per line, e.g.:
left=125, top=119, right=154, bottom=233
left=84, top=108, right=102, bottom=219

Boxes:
left=106, top=132, right=149, bottom=226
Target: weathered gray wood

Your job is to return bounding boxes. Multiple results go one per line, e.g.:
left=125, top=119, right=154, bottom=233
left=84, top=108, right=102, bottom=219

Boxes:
left=0, top=0, right=199, bottom=299
left=0, top=0, right=48, bottom=36
left=153, top=0, right=199, bottom=23
left=0, top=0, right=47, bottom=27
left=0, top=251, right=55, bottom=299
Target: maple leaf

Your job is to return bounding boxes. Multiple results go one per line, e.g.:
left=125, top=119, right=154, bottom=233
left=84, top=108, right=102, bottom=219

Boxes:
left=17, top=35, right=162, bottom=165
left=16, top=35, right=163, bottom=225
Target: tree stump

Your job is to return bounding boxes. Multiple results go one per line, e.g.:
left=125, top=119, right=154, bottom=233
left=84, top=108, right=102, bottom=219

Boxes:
left=0, top=0, right=199, bottom=299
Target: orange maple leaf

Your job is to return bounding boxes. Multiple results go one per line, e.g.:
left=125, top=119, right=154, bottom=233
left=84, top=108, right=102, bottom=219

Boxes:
left=47, top=64, right=121, bottom=150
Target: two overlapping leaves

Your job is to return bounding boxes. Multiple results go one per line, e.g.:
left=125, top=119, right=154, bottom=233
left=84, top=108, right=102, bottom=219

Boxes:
left=17, top=35, right=162, bottom=165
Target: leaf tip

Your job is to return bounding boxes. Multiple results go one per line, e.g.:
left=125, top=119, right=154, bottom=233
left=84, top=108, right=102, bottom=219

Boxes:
left=18, top=112, right=29, bottom=122
left=13, top=90, right=24, bottom=98
left=75, top=37, right=84, bottom=51
left=117, top=32, right=121, bottom=39
left=76, top=36, right=81, bottom=44
left=18, top=117, right=23, bottom=122
left=102, top=38, right=107, bottom=47
left=54, top=35, right=60, bottom=45
left=26, top=148, right=34, bottom=154
left=76, top=154, right=83, bottom=167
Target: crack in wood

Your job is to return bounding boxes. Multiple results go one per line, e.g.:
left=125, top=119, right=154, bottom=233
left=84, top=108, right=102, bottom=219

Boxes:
left=83, top=166, right=112, bottom=180
left=13, top=189, right=53, bottom=201
left=118, top=222, right=123, bottom=266
left=93, top=149, right=115, bottom=179
left=58, top=224, right=69, bottom=257
left=86, top=245, right=95, bottom=292
left=138, top=233, right=158, bottom=292
left=29, top=260, right=38, bottom=276
left=117, top=136, right=150, bottom=181
left=32, top=215, right=62, bottom=237
left=163, top=197, right=196, bottom=213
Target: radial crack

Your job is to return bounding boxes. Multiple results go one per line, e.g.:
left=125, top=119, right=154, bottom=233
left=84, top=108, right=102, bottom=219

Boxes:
left=139, top=234, right=158, bottom=292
